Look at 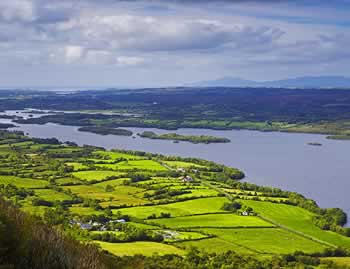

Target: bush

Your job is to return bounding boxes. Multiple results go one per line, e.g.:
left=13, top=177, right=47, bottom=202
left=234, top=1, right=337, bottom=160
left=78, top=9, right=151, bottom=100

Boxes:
left=0, top=197, right=109, bottom=268
left=221, top=201, right=241, bottom=212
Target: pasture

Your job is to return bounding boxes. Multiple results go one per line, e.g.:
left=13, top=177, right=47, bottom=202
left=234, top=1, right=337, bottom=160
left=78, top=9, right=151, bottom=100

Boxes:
left=116, top=197, right=229, bottom=219
left=55, top=177, right=83, bottom=185
left=324, top=257, right=350, bottom=267
left=147, top=213, right=274, bottom=229
left=176, top=188, right=219, bottom=198
left=162, top=231, right=209, bottom=242
left=93, top=178, right=129, bottom=188
left=65, top=162, right=88, bottom=171
left=241, top=200, right=350, bottom=248
left=97, top=160, right=168, bottom=171
left=72, top=170, right=126, bottom=182
left=175, top=237, right=255, bottom=254
left=0, top=176, right=48, bottom=188
left=69, top=206, right=104, bottom=216
left=95, top=241, right=185, bottom=256
left=198, top=228, right=326, bottom=254
left=63, top=185, right=146, bottom=206
left=93, top=150, right=144, bottom=160
left=34, top=189, right=72, bottom=202
left=163, top=161, right=204, bottom=169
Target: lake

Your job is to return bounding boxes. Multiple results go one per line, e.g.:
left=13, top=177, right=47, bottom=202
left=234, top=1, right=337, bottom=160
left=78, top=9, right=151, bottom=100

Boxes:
left=1, top=110, right=349, bottom=220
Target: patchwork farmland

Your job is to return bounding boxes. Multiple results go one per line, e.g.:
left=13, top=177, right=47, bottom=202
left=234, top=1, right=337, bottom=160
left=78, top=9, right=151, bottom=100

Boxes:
left=0, top=131, right=350, bottom=262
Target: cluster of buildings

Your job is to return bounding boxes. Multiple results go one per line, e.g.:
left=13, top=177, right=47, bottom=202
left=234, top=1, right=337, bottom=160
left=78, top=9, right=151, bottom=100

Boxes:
left=176, top=167, right=195, bottom=183
left=69, top=218, right=126, bottom=231
left=161, top=230, right=180, bottom=240
left=180, top=175, right=193, bottom=183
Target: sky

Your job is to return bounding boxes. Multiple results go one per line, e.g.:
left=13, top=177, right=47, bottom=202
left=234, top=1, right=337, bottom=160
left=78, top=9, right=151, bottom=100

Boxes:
left=1, top=0, right=350, bottom=88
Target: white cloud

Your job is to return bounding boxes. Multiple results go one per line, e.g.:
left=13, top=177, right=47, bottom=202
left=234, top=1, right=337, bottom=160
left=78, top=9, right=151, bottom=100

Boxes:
left=47, top=46, right=145, bottom=67
left=0, top=0, right=36, bottom=22
left=0, top=0, right=349, bottom=86
left=116, top=56, right=145, bottom=66
left=85, top=50, right=114, bottom=65
left=55, top=13, right=283, bottom=52
left=63, top=45, right=84, bottom=63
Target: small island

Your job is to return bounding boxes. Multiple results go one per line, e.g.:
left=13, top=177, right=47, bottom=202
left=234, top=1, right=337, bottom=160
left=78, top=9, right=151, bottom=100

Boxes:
left=78, top=126, right=133, bottom=136
left=326, top=134, right=350, bottom=140
left=307, top=142, right=322, bottom=146
left=138, top=131, right=230, bottom=144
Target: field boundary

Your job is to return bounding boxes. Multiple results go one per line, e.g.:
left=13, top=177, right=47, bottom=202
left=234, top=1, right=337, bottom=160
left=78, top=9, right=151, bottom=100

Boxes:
left=203, top=179, right=337, bottom=249
left=257, top=214, right=337, bottom=248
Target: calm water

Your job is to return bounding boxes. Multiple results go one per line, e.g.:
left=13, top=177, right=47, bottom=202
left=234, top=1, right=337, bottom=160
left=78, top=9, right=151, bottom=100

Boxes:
left=1, top=110, right=350, bottom=219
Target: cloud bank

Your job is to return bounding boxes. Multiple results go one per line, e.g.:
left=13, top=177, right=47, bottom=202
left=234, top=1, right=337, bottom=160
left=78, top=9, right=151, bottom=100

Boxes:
left=0, top=0, right=349, bottom=87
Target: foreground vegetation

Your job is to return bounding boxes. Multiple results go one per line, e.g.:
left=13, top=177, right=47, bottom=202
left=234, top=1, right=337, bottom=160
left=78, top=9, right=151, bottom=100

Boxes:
left=0, top=130, right=350, bottom=268
left=0, top=196, right=108, bottom=268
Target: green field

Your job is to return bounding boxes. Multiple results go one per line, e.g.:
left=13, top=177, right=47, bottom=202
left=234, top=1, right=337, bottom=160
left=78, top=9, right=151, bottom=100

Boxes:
left=163, top=161, right=205, bottom=169
left=72, top=170, right=126, bottom=182
left=93, top=178, right=129, bottom=188
left=55, top=177, right=83, bottom=185
left=65, top=162, right=89, bottom=171
left=95, top=241, right=185, bottom=256
left=63, top=185, right=146, bottom=206
left=147, top=213, right=274, bottom=229
left=0, top=176, right=48, bottom=188
left=324, top=257, right=350, bottom=267
left=69, top=206, right=104, bottom=216
left=198, top=228, right=326, bottom=254
left=162, top=231, right=209, bottom=242
left=93, top=150, right=144, bottom=160
left=127, top=222, right=160, bottom=230
left=175, top=237, right=255, bottom=254
left=241, top=200, right=350, bottom=248
left=176, top=188, right=219, bottom=198
left=96, top=160, right=168, bottom=171
left=34, top=189, right=72, bottom=202
left=116, top=197, right=229, bottom=219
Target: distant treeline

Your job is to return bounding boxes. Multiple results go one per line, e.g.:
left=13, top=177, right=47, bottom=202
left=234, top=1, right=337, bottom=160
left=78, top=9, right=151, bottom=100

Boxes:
left=3, top=88, right=350, bottom=122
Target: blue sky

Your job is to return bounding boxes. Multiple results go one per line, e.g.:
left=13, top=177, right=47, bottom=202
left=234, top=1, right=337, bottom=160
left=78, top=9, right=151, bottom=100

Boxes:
left=0, top=0, right=349, bottom=87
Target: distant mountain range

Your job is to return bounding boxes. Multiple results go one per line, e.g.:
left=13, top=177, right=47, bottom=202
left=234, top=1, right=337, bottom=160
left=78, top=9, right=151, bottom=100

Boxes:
left=187, top=76, right=350, bottom=88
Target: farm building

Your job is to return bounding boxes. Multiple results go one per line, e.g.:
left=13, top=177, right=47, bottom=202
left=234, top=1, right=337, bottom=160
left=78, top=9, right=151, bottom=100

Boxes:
left=181, top=175, right=193, bottom=183
left=177, top=167, right=186, bottom=173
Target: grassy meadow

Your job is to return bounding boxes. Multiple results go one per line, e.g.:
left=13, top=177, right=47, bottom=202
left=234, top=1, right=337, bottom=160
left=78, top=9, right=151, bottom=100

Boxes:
left=147, top=213, right=274, bottom=229
left=95, top=241, right=185, bottom=256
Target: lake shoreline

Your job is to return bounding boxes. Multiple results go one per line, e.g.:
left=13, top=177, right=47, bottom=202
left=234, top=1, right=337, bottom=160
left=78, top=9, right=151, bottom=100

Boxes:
left=1, top=110, right=349, bottom=224
left=10, top=109, right=350, bottom=141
